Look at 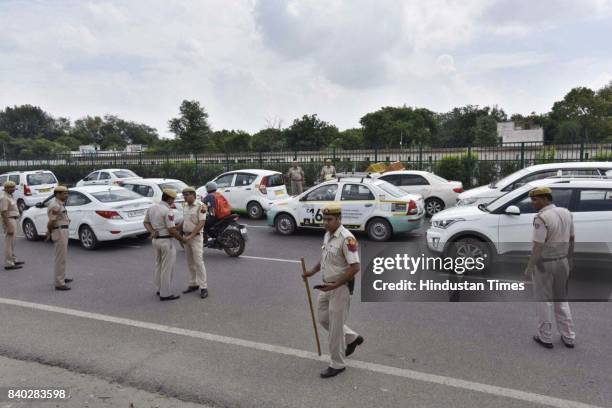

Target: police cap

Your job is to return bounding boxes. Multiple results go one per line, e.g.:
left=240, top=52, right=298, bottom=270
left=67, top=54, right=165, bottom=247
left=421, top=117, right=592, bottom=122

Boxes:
left=528, top=186, right=552, bottom=197
left=54, top=185, right=68, bottom=193
left=182, top=186, right=196, bottom=194
left=322, top=204, right=342, bottom=216
left=3, top=181, right=16, bottom=189
left=162, top=188, right=177, bottom=198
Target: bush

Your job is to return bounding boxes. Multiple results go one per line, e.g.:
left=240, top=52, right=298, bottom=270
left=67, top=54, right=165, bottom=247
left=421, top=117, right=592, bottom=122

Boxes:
left=593, top=150, right=612, bottom=161
left=435, top=154, right=479, bottom=188
left=535, top=147, right=556, bottom=164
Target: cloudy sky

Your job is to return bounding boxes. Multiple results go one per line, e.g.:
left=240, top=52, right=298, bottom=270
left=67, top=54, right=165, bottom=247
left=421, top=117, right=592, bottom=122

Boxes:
left=0, top=0, right=611, bottom=137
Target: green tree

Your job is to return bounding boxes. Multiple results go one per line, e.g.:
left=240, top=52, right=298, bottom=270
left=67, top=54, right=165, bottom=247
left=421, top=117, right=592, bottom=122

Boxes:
left=474, top=116, right=499, bottom=146
left=436, top=105, right=507, bottom=147
left=330, top=128, right=364, bottom=149
left=550, top=86, right=610, bottom=143
left=251, top=128, right=286, bottom=152
left=285, top=114, right=338, bottom=150
left=360, top=106, right=437, bottom=149
left=168, top=100, right=212, bottom=153
left=0, top=105, right=58, bottom=139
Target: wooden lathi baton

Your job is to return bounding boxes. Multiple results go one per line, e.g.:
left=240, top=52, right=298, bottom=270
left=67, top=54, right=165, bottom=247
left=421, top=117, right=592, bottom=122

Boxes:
left=300, top=257, right=321, bottom=356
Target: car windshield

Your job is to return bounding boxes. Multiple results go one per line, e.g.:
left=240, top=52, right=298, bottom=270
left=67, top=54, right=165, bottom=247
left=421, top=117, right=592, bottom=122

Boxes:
left=373, top=180, right=405, bottom=198
left=113, top=170, right=138, bottom=178
left=158, top=181, right=187, bottom=193
left=489, top=168, right=530, bottom=188
left=485, top=184, right=533, bottom=212
left=91, top=189, right=142, bottom=203
left=27, top=172, right=57, bottom=185
left=266, top=173, right=285, bottom=187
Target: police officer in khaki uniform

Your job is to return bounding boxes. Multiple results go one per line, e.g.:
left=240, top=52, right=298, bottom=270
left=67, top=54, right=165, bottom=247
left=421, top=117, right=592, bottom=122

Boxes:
left=287, top=160, right=305, bottom=195
left=1, top=181, right=24, bottom=270
left=179, top=186, right=209, bottom=299
left=144, top=189, right=185, bottom=301
left=303, top=204, right=364, bottom=378
left=525, top=186, right=576, bottom=349
left=45, top=186, right=72, bottom=290
left=320, top=159, right=336, bottom=182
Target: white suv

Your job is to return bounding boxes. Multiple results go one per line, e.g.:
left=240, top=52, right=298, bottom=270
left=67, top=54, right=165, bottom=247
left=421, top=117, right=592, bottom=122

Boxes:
left=0, top=170, right=58, bottom=212
left=457, top=162, right=612, bottom=207
left=427, top=178, right=612, bottom=266
left=196, top=169, right=289, bottom=219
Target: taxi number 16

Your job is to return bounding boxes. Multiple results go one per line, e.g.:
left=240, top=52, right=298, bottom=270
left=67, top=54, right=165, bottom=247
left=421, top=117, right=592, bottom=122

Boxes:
left=307, top=208, right=323, bottom=222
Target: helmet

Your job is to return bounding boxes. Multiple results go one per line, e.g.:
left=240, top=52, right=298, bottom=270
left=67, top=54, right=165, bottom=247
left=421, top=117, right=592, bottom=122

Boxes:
left=206, top=181, right=218, bottom=193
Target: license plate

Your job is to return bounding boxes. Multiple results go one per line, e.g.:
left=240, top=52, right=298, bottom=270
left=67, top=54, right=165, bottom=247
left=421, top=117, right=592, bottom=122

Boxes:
left=128, top=210, right=145, bottom=217
left=38, top=188, right=51, bottom=193
left=275, top=190, right=284, bottom=196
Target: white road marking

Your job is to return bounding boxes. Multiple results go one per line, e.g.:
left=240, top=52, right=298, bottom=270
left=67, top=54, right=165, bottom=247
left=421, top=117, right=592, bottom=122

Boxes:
left=0, top=297, right=602, bottom=408
left=241, top=255, right=301, bottom=264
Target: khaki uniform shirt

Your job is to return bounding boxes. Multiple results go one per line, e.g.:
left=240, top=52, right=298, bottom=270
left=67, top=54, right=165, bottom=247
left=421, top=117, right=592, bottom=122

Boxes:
left=321, top=225, right=360, bottom=282
left=144, top=201, right=175, bottom=236
left=320, top=165, right=336, bottom=179
left=47, top=198, right=70, bottom=227
left=0, top=192, right=19, bottom=218
left=287, top=166, right=304, bottom=181
left=182, top=201, right=206, bottom=233
left=532, top=204, right=574, bottom=258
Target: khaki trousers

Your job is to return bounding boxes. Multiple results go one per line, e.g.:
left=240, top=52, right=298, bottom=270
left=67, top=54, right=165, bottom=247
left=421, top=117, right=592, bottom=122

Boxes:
left=290, top=180, right=303, bottom=195
left=153, top=238, right=177, bottom=298
left=532, top=258, right=576, bottom=343
left=53, top=229, right=69, bottom=287
left=3, top=218, right=17, bottom=267
left=184, top=234, right=207, bottom=288
left=317, top=285, right=359, bottom=369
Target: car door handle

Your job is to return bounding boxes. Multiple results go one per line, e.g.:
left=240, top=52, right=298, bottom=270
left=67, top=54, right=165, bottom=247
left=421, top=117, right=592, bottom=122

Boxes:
left=365, top=204, right=373, bottom=207
left=225, top=189, right=230, bottom=192
left=246, top=188, right=252, bottom=190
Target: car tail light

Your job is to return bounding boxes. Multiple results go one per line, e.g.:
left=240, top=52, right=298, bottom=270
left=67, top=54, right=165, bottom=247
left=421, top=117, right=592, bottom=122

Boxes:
left=407, top=200, right=418, bottom=215
left=453, top=187, right=463, bottom=193
left=258, top=176, right=268, bottom=195
left=23, top=184, right=32, bottom=196
left=95, top=210, right=122, bottom=220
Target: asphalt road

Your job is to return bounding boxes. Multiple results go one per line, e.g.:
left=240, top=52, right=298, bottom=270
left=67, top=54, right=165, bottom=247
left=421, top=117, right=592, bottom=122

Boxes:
left=0, top=220, right=611, bottom=408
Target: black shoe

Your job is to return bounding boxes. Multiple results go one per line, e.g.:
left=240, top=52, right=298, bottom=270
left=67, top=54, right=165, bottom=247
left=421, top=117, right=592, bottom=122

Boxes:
left=200, top=288, right=209, bottom=299
left=64, top=278, right=73, bottom=283
left=14, top=261, right=25, bottom=265
left=160, top=295, right=180, bottom=301
left=320, top=367, right=346, bottom=378
left=55, top=285, right=71, bottom=291
left=156, top=291, right=160, bottom=296
left=561, top=336, right=575, bottom=348
left=533, top=335, right=553, bottom=349
left=183, top=286, right=199, bottom=294
left=4, top=265, right=22, bottom=270
left=346, top=335, right=364, bottom=357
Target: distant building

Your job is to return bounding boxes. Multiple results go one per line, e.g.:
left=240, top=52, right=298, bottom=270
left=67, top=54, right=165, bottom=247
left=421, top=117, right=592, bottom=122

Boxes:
left=78, top=145, right=99, bottom=154
left=497, top=121, right=543, bottom=144
left=125, top=144, right=146, bottom=153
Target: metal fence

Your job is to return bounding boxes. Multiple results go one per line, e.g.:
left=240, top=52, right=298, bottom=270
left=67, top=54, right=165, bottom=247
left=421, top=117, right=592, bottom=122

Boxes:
left=1, top=142, right=611, bottom=188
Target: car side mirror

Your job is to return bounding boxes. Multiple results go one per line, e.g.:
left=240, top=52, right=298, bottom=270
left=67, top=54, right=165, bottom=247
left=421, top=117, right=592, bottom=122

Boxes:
left=505, top=205, right=520, bottom=215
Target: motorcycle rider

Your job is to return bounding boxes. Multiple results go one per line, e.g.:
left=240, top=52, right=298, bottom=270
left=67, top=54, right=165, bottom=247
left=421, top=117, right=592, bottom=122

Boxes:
left=202, top=181, right=232, bottom=240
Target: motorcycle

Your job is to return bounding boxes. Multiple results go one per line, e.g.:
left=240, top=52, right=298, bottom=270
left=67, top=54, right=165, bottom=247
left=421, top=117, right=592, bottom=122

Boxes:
left=203, top=214, right=247, bottom=257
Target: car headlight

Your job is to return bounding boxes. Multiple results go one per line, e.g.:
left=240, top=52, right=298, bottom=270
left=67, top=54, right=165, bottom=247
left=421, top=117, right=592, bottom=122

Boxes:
left=457, top=197, right=477, bottom=206
left=432, top=218, right=465, bottom=229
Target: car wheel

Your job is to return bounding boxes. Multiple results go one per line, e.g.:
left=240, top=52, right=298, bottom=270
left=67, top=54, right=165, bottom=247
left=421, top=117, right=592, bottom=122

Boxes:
left=247, top=201, right=264, bottom=219
left=425, top=198, right=445, bottom=217
left=79, top=225, right=99, bottom=250
left=22, top=219, right=39, bottom=241
left=17, top=199, right=27, bottom=213
left=448, top=237, right=492, bottom=273
left=274, top=213, right=296, bottom=235
left=367, top=218, right=392, bottom=241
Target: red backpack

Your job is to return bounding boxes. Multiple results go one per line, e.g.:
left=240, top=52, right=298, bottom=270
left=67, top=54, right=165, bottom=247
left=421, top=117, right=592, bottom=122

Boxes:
left=213, top=192, right=232, bottom=219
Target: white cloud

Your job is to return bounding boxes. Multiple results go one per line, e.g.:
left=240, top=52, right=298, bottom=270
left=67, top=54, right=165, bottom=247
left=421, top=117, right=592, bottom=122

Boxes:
left=0, top=0, right=610, bottom=137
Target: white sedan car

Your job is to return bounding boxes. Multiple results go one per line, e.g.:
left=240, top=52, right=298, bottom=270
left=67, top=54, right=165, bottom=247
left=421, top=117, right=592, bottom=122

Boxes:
left=267, top=177, right=425, bottom=241
left=21, top=186, right=152, bottom=249
left=375, top=170, right=463, bottom=216
left=76, top=169, right=142, bottom=187
left=119, top=178, right=187, bottom=223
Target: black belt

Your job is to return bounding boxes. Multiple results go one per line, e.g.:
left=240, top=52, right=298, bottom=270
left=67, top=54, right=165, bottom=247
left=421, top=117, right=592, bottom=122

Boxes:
left=53, top=225, right=69, bottom=230
left=184, top=232, right=201, bottom=235
left=9, top=216, right=19, bottom=219
left=542, top=256, right=567, bottom=262
left=154, top=235, right=172, bottom=239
